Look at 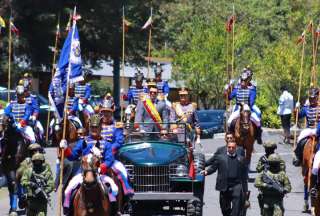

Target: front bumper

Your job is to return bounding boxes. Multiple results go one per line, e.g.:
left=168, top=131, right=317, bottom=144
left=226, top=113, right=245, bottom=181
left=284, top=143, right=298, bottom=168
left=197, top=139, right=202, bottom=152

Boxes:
left=131, top=192, right=195, bottom=201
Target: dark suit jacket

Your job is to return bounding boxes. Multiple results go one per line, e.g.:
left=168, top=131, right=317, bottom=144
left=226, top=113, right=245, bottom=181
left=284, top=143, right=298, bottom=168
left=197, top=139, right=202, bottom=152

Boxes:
left=206, top=146, right=248, bottom=192
left=205, top=146, right=245, bottom=167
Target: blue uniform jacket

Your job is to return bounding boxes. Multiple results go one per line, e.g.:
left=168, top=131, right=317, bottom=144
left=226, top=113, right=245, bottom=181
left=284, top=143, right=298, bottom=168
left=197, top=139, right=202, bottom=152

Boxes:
left=26, top=94, right=40, bottom=116
left=4, top=101, right=32, bottom=122
left=229, top=86, right=256, bottom=109
left=66, top=136, right=114, bottom=168
left=101, top=122, right=124, bottom=152
left=127, top=86, right=148, bottom=104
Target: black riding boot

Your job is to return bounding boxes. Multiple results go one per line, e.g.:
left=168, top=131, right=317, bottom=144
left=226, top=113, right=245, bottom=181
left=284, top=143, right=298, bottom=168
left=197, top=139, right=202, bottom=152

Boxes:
left=256, top=127, right=263, bottom=144
left=310, top=174, right=318, bottom=199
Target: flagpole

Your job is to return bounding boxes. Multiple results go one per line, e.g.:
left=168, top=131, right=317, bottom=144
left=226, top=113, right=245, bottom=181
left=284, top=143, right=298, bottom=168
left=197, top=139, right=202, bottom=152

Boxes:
left=7, top=14, right=12, bottom=102
left=58, top=7, right=77, bottom=216
left=147, top=7, right=153, bottom=79
left=293, top=38, right=306, bottom=151
left=121, top=6, right=125, bottom=122
left=231, top=4, right=235, bottom=79
left=46, top=17, right=60, bottom=143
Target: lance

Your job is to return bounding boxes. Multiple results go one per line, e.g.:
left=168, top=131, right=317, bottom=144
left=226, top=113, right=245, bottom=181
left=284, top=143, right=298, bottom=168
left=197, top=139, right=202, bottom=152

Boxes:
left=231, top=4, right=235, bottom=79
left=7, top=13, right=12, bottom=102
left=293, top=31, right=306, bottom=151
left=121, top=6, right=125, bottom=122
left=58, top=7, right=77, bottom=216
left=45, top=16, right=60, bottom=143
left=146, top=7, right=153, bottom=79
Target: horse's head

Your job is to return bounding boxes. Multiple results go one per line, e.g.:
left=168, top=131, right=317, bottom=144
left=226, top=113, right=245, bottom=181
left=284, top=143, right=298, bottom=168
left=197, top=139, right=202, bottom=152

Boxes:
left=239, top=103, right=251, bottom=131
left=81, top=153, right=100, bottom=186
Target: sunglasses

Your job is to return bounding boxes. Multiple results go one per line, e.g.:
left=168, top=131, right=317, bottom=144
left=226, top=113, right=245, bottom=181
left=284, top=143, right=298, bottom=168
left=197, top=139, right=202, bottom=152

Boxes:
left=150, top=91, right=157, bottom=94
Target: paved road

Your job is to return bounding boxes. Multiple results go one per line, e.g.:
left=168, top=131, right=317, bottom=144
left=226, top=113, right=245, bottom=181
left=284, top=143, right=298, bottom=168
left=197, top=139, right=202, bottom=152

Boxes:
left=0, top=131, right=310, bottom=215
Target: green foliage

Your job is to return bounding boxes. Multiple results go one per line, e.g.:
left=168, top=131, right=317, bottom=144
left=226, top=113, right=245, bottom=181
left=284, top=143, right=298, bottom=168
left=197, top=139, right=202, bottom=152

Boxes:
left=89, top=80, right=112, bottom=96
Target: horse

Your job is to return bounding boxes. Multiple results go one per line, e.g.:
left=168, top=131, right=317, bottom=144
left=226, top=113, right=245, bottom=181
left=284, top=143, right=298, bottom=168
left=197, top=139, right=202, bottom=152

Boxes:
left=233, top=104, right=257, bottom=162
left=73, top=154, right=111, bottom=216
left=0, top=115, right=30, bottom=215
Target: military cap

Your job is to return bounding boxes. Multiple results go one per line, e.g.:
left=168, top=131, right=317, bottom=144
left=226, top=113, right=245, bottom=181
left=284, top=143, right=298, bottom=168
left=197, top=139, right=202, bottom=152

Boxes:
left=28, top=143, right=42, bottom=151
left=16, top=85, right=25, bottom=95
left=90, top=114, right=101, bottom=127
left=262, top=141, right=277, bottom=149
left=31, top=152, right=45, bottom=161
left=179, top=87, right=189, bottom=95
left=267, top=153, right=281, bottom=163
left=147, top=79, right=157, bottom=89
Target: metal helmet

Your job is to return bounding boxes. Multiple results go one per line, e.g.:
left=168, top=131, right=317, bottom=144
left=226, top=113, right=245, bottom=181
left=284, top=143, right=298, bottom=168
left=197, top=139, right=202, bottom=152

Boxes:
left=262, top=141, right=277, bottom=149
left=154, top=63, right=163, bottom=76
left=309, top=87, right=319, bottom=99
left=267, top=153, right=281, bottom=164
left=23, top=72, right=32, bottom=79
left=240, top=71, right=250, bottom=82
left=134, top=69, right=144, bottom=82
left=31, top=152, right=45, bottom=161
left=100, top=97, right=114, bottom=112
left=28, top=143, right=42, bottom=151
left=16, top=85, right=25, bottom=95
left=90, top=114, right=101, bottom=127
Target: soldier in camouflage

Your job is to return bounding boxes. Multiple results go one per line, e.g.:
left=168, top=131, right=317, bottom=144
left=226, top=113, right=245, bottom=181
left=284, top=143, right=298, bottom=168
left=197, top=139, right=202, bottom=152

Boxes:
left=254, top=153, right=291, bottom=216
left=21, top=153, right=54, bottom=216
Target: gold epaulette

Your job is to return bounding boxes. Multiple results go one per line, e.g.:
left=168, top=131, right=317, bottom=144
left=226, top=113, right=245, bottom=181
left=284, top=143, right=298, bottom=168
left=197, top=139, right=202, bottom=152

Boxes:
left=192, top=102, right=197, bottom=109
left=115, top=122, right=124, bottom=128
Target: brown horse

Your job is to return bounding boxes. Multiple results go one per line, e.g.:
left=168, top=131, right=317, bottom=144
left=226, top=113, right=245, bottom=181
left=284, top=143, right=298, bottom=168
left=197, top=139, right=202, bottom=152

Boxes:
left=233, top=104, right=257, bottom=162
left=73, top=154, right=111, bottom=216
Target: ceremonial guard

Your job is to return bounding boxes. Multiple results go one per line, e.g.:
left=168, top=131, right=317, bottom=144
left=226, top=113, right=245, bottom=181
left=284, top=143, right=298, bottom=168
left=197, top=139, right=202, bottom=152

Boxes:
left=100, top=96, right=134, bottom=197
left=293, top=87, right=320, bottom=166
left=21, top=153, right=54, bottom=216
left=134, top=81, right=169, bottom=132
left=127, top=69, right=148, bottom=105
left=254, top=153, right=291, bottom=216
left=4, top=85, right=36, bottom=143
left=172, top=88, right=201, bottom=144
left=60, top=114, right=119, bottom=214
left=154, top=63, right=170, bottom=96
left=74, top=73, right=94, bottom=115
left=225, top=70, right=262, bottom=144
left=66, top=84, right=83, bottom=128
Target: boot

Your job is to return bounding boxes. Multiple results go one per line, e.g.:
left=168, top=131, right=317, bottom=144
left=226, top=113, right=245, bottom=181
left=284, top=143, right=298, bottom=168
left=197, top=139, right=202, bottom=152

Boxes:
left=256, top=127, right=263, bottom=144
left=292, top=156, right=301, bottom=167
left=310, top=174, right=318, bottom=199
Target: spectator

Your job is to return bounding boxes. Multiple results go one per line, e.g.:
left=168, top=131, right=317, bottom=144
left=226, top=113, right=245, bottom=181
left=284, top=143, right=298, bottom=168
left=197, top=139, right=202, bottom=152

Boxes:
left=277, top=86, right=294, bottom=144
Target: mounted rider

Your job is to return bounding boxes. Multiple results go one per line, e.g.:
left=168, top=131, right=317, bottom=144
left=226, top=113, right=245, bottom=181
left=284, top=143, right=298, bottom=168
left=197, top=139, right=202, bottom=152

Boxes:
left=4, top=85, right=36, bottom=144
left=225, top=69, right=262, bottom=144
left=134, top=80, right=169, bottom=133
left=74, top=72, right=94, bottom=115
left=171, top=88, right=201, bottom=144
left=127, top=69, right=148, bottom=105
left=20, top=74, right=45, bottom=143
left=154, top=63, right=170, bottom=97
left=293, top=87, right=320, bottom=166
left=60, top=114, right=119, bottom=214
left=99, top=96, right=134, bottom=197
left=66, top=84, right=83, bottom=128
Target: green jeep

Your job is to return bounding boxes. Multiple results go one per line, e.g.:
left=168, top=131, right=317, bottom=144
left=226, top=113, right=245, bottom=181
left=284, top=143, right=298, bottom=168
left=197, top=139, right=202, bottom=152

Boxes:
left=119, top=123, right=205, bottom=215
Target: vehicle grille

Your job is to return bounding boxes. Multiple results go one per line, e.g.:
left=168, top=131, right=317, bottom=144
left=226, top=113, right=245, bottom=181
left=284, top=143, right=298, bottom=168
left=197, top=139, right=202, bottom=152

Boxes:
left=129, top=165, right=170, bottom=192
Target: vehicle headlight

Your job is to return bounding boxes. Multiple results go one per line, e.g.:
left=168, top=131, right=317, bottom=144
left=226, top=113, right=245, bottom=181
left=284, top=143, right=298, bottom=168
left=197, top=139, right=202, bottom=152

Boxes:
left=174, top=164, right=188, bottom=177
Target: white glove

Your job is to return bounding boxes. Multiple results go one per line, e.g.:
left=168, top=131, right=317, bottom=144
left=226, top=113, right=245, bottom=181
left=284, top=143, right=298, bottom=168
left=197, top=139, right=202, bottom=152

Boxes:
left=91, top=146, right=101, bottom=157
left=196, top=136, right=201, bottom=145
left=229, top=79, right=235, bottom=85
left=224, top=84, right=229, bottom=91
left=59, top=139, right=68, bottom=149
left=295, top=102, right=300, bottom=108
left=30, top=115, right=37, bottom=121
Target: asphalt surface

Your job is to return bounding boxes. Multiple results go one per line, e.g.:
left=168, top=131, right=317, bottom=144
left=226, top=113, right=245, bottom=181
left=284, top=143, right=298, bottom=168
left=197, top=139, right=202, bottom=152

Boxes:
left=0, top=131, right=311, bottom=216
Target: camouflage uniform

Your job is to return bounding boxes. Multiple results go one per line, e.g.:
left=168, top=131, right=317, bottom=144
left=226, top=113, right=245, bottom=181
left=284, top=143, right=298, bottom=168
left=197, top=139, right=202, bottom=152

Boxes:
left=254, top=153, right=291, bottom=216
left=21, top=153, right=54, bottom=216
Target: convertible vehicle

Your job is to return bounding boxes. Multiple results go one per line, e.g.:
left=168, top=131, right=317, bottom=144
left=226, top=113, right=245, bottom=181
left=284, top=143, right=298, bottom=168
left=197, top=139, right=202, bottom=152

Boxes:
left=119, top=123, right=205, bottom=215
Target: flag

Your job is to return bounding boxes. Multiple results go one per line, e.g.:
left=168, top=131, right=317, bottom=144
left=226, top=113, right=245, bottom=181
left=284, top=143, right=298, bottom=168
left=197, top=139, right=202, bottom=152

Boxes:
left=226, top=15, right=235, bottom=32
left=0, top=16, right=5, bottom=28
left=142, top=16, right=152, bottom=30
left=48, top=22, right=83, bottom=121
left=296, top=31, right=306, bottom=44
left=123, top=18, right=132, bottom=32
left=10, top=21, right=19, bottom=35
left=65, top=13, right=72, bottom=32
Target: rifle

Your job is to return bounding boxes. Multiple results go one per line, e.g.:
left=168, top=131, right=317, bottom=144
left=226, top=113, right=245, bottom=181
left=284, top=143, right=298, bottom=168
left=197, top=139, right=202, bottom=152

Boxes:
left=30, top=171, right=51, bottom=205
left=261, top=171, right=284, bottom=195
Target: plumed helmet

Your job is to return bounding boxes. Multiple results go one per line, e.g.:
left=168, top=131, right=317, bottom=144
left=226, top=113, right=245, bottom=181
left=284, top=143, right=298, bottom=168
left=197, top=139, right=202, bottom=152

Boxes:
left=134, top=69, right=144, bottom=82
left=154, top=63, right=163, bottom=76
left=16, top=85, right=25, bottom=95
left=262, top=141, right=277, bottom=149
left=100, top=97, right=115, bottom=112
left=31, top=152, right=45, bottom=161
left=28, top=143, right=42, bottom=151
left=90, top=114, right=101, bottom=127
left=267, top=153, right=281, bottom=164
left=309, top=87, right=319, bottom=99
left=240, top=71, right=250, bottom=82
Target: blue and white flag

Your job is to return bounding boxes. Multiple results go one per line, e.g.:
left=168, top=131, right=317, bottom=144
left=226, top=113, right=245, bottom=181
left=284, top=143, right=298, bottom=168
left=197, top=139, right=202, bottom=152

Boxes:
left=48, top=20, right=83, bottom=121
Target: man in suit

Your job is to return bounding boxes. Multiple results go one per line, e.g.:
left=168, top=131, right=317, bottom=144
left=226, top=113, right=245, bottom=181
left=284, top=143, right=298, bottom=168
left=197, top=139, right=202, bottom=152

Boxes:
left=134, top=81, right=169, bottom=133
left=202, top=141, right=248, bottom=216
